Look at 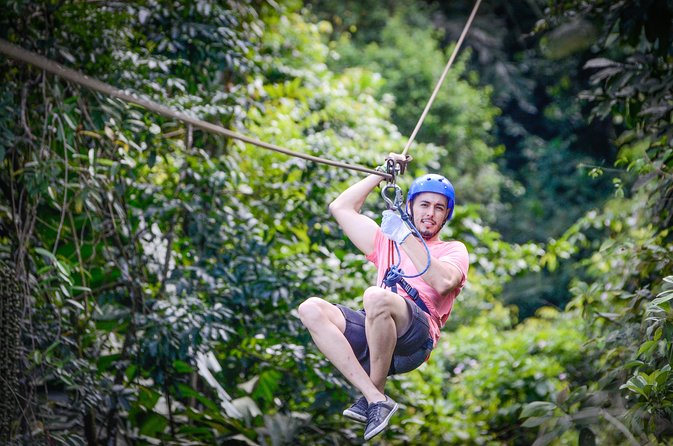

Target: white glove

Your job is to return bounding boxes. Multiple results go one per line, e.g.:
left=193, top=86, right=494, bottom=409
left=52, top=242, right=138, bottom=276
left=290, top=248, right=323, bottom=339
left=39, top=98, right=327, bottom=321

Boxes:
left=381, top=210, right=412, bottom=244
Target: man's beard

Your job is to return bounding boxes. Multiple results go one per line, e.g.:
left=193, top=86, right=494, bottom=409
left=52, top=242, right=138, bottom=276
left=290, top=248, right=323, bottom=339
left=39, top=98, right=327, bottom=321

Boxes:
left=415, top=225, right=440, bottom=240
left=419, top=228, right=439, bottom=239
left=410, top=212, right=441, bottom=239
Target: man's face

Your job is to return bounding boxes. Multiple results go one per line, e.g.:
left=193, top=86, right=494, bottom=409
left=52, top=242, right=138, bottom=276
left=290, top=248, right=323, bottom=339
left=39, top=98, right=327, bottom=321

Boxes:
left=411, top=192, right=450, bottom=239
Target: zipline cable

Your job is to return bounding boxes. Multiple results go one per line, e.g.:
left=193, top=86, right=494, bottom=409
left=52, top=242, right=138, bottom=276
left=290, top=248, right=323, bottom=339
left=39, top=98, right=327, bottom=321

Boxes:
left=401, top=0, right=483, bottom=157
left=0, top=38, right=392, bottom=181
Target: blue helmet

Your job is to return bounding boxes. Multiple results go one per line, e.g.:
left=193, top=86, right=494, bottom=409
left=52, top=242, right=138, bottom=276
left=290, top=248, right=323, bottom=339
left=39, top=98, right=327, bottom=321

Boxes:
left=407, top=174, right=455, bottom=221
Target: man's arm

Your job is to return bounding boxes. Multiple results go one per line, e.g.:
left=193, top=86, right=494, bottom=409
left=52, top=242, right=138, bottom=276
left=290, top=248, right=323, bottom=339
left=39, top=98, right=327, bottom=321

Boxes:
left=329, top=174, right=383, bottom=255
left=399, top=236, right=463, bottom=297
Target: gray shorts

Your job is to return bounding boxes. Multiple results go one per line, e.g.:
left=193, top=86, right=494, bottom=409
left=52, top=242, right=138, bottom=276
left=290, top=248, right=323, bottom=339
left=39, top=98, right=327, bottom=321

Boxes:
left=336, top=298, right=434, bottom=376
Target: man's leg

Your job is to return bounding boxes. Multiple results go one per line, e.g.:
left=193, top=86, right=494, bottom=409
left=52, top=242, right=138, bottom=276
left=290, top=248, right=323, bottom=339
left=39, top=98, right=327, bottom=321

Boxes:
left=362, top=286, right=413, bottom=401
left=298, top=297, right=385, bottom=403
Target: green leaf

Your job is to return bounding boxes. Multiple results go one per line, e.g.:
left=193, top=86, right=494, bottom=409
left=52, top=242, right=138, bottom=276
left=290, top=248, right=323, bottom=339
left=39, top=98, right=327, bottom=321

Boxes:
left=96, top=319, right=126, bottom=331
left=521, top=415, right=550, bottom=428
left=655, top=370, right=670, bottom=387
left=148, top=150, right=157, bottom=168
left=66, top=298, right=84, bottom=310
left=97, top=354, right=120, bottom=372
left=583, top=58, right=620, bottom=69
left=623, top=360, right=645, bottom=369
left=138, top=387, right=161, bottom=410
left=638, top=340, right=657, bottom=356
left=620, top=381, right=646, bottom=396
left=173, top=360, right=194, bottom=374
left=252, top=370, right=282, bottom=403
left=34, top=247, right=57, bottom=262
left=520, top=401, right=556, bottom=418
left=650, top=291, right=673, bottom=306
left=138, top=412, right=168, bottom=437
left=125, top=364, right=138, bottom=381
left=176, top=383, right=218, bottom=412
left=62, top=112, right=77, bottom=130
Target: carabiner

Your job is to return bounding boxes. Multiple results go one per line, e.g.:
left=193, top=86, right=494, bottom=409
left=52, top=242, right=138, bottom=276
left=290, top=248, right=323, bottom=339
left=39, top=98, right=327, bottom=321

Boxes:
left=381, top=183, right=404, bottom=210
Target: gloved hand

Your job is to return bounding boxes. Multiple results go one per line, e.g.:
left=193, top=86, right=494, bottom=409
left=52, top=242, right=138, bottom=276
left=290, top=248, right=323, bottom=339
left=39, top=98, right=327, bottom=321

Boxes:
left=381, top=210, right=412, bottom=244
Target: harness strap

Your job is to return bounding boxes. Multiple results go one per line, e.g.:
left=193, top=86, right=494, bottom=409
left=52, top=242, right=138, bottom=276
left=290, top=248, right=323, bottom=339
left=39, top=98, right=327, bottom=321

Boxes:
left=398, top=278, right=431, bottom=315
left=381, top=266, right=431, bottom=316
left=381, top=266, right=435, bottom=355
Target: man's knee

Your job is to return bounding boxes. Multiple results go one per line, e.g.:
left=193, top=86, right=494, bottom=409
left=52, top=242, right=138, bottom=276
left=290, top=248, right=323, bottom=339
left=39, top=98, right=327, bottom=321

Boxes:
left=362, top=286, right=396, bottom=318
left=298, top=297, right=328, bottom=328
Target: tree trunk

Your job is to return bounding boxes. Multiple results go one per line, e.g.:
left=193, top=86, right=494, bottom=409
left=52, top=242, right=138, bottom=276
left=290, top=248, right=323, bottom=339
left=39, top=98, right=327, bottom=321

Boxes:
left=0, top=260, right=22, bottom=445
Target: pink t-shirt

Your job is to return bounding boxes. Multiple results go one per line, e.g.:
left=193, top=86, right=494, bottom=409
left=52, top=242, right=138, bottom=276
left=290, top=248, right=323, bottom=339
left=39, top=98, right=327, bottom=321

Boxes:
left=366, top=229, right=469, bottom=344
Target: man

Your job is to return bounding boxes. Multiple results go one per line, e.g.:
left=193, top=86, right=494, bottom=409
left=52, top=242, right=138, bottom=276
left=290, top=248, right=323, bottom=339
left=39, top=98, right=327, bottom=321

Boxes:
left=297, top=157, right=469, bottom=441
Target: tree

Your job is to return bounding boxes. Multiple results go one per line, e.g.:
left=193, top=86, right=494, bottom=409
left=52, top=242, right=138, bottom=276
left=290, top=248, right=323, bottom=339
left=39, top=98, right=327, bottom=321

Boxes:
left=521, top=0, right=673, bottom=443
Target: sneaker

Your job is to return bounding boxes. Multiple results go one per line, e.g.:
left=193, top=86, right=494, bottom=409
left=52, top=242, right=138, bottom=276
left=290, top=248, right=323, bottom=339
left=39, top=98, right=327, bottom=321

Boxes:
left=342, top=396, right=368, bottom=423
left=363, top=396, right=398, bottom=440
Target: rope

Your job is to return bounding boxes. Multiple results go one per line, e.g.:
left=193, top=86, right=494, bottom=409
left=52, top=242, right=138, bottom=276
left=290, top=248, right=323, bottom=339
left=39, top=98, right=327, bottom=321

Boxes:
left=401, top=0, right=483, bottom=156
left=0, top=38, right=392, bottom=181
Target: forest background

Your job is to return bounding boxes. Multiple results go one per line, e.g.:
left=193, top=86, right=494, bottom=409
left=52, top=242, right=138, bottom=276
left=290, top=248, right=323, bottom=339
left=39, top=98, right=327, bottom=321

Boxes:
left=1, top=0, right=672, bottom=445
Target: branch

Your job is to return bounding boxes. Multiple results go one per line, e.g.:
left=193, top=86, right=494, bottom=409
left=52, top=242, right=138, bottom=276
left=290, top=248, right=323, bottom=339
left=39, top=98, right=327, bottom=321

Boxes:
left=50, top=114, right=68, bottom=257
left=600, top=409, right=639, bottom=446
left=19, top=78, right=38, bottom=142
left=68, top=210, right=89, bottom=318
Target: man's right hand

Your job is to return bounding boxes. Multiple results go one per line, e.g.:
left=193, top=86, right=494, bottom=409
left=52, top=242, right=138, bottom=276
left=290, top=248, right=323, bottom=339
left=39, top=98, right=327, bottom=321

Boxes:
left=386, top=153, right=412, bottom=175
left=381, top=210, right=412, bottom=244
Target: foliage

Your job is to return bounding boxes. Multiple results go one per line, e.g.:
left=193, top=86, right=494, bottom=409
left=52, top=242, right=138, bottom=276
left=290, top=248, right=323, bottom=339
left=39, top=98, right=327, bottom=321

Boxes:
left=523, top=193, right=673, bottom=444
left=541, top=0, right=673, bottom=229
left=4, top=0, right=669, bottom=445
left=519, top=1, right=673, bottom=443
left=431, top=0, right=618, bottom=244
left=0, top=260, right=22, bottom=443
left=1, top=1, right=324, bottom=444
left=328, top=6, right=508, bottom=216
left=402, top=305, right=585, bottom=445
left=2, top=1, right=523, bottom=444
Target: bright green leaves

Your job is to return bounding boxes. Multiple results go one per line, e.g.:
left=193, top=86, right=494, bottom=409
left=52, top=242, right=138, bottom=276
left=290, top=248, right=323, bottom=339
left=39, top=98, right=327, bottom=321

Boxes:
left=332, top=10, right=506, bottom=210
left=527, top=189, right=673, bottom=442
left=252, top=370, right=283, bottom=403
left=404, top=304, right=585, bottom=444
left=621, top=367, right=672, bottom=400
left=620, top=278, right=673, bottom=412
left=138, top=412, right=169, bottom=437
left=137, top=387, right=162, bottom=411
